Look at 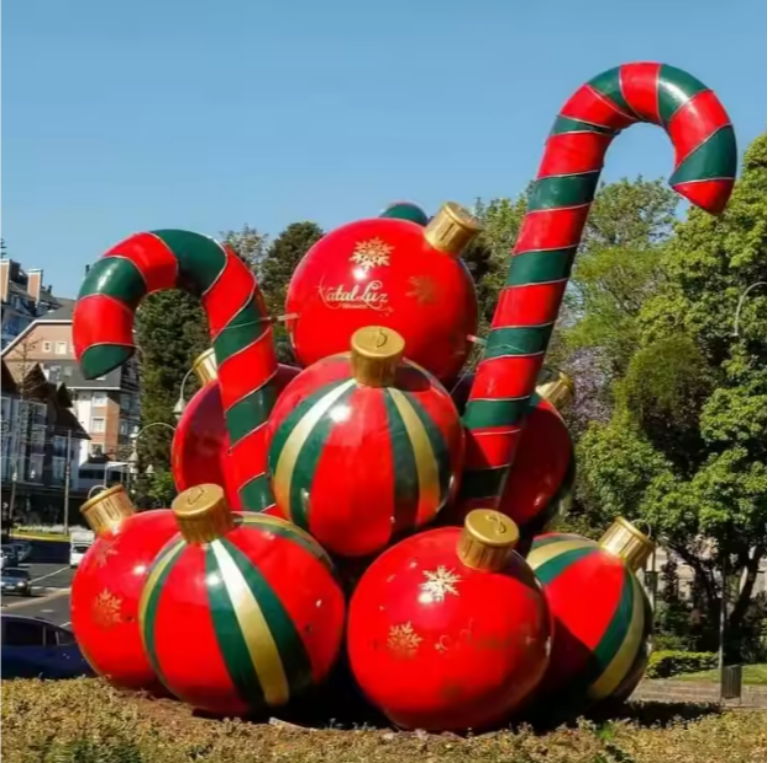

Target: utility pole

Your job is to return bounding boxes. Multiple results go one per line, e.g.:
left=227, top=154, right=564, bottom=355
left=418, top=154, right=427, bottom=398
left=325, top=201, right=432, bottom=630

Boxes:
left=63, top=430, right=72, bottom=536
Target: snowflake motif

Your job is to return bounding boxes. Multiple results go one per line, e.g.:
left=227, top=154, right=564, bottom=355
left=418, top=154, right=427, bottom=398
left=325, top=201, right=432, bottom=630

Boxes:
left=387, top=622, right=423, bottom=659
left=93, top=537, right=119, bottom=568
left=350, top=238, right=393, bottom=271
left=406, top=275, right=438, bottom=305
left=420, top=566, right=462, bottom=602
left=92, top=589, right=123, bottom=630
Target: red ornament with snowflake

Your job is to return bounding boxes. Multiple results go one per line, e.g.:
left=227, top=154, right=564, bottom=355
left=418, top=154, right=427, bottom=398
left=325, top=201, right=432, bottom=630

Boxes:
left=347, top=510, right=552, bottom=731
left=285, top=203, right=480, bottom=384
left=69, top=486, right=178, bottom=692
left=171, top=349, right=300, bottom=508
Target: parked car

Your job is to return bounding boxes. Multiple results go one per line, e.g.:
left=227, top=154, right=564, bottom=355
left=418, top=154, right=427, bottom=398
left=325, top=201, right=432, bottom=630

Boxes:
left=10, top=541, right=32, bottom=563
left=1, top=545, right=20, bottom=569
left=1, top=615, right=93, bottom=680
left=1, top=567, right=31, bottom=596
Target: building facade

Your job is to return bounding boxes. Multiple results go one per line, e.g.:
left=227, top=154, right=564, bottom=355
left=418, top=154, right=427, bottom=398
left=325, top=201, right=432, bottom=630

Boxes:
left=1, top=305, right=141, bottom=490
left=1, top=259, right=71, bottom=349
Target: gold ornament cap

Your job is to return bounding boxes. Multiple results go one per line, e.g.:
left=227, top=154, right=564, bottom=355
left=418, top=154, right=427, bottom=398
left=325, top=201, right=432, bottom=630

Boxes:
left=599, top=517, right=656, bottom=572
left=81, top=484, right=136, bottom=537
left=191, top=348, right=218, bottom=385
left=536, top=370, right=575, bottom=412
left=350, top=326, right=405, bottom=387
left=172, top=484, right=234, bottom=544
left=424, top=202, right=482, bottom=256
left=457, top=509, right=519, bottom=571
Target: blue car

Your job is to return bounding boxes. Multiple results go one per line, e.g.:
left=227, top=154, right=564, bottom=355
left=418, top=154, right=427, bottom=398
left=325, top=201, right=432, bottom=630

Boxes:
left=1, top=615, right=93, bottom=680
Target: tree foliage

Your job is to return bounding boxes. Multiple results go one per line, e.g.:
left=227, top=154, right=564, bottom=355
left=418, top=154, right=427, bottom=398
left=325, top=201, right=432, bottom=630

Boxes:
left=574, top=134, right=767, bottom=654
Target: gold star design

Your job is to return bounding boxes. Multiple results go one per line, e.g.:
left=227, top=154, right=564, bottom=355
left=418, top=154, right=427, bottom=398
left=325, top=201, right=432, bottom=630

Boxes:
left=387, top=622, right=422, bottom=659
left=421, top=566, right=462, bottom=602
left=350, top=238, right=393, bottom=271
left=406, top=275, right=438, bottom=305
left=92, top=537, right=119, bottom=568
left=92, top=589, right=123, bottom=630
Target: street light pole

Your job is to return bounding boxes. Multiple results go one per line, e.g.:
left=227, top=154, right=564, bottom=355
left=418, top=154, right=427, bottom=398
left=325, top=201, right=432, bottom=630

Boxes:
left=732, top=281, right=767, bottom=337
left=63, top=430, right=72, bottom=536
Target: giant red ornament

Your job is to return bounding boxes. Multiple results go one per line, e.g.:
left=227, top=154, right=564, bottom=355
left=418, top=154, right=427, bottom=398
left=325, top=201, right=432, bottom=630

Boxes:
left=347, top=510, right=552, bottom=732
left=171, top=349, right=300, bottom=509
left=70, top=486, right=178, bottom=692
left=285, top=202, right=480, bottom=384
left=139, top=484, right=346, bottom=717
left=266, top=326, right=465, bottom=558
left=527, top=519, right=655, bottom=716
left=448, top=371, right=574, bottom=536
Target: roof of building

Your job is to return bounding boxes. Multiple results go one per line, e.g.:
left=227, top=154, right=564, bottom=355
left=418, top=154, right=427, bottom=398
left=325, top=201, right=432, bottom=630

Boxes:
left=42, top=303, right=74, bottom=321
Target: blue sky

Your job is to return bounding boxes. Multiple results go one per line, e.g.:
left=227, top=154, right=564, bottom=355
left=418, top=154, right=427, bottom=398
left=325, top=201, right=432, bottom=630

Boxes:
left=4, top=0, right=766, bottom=298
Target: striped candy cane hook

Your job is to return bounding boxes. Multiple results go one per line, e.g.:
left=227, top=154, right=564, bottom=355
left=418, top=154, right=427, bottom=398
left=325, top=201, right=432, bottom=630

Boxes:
left=73, top=230, right=279, bottom=512
left=459, top=62, right=738, bottom=510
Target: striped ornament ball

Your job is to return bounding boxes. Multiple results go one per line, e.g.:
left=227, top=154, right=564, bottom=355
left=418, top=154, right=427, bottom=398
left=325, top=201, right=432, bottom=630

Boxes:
left=138, top=484, right=346, bottom=718
left=527, top=519, right=655, bottom=716
left=265, top=326, right=465, bottom=558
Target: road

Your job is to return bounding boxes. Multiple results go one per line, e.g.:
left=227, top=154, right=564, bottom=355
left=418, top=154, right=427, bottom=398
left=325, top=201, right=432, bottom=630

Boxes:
left=2, top=562, right=75, bottom=626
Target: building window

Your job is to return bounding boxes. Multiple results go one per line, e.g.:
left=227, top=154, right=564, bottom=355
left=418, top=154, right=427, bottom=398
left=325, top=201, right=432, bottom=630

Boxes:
left=92, top=392, right=108, bottom=406
left=91, top=417, right=106, bottom=433
left=52, top=457, right=66, bottom=482
left=63, top=365, right=73, bottom=377
left=55, top=341, right=67, bottom=355
left=42, top=341, right=52, bottom=353
left=119, top=419, right=129, bottom=436
left=28, top=454, right=44, bottom=482
left=90, top=444, right=104, bottom=456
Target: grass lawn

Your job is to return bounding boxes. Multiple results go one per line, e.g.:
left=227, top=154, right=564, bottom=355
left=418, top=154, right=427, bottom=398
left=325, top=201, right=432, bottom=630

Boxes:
left=677, top=663, right=767, bottom=685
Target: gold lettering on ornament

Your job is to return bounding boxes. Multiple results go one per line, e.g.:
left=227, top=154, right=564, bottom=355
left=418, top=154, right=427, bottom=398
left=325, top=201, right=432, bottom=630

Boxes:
left=317, top=281, right=393, bottom=315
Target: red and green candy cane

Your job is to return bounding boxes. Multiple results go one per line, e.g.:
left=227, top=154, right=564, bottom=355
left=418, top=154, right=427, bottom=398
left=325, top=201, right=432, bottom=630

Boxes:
left=460, top=62, right=738, bottom=509
left=73, top=230, right=279, bottom=511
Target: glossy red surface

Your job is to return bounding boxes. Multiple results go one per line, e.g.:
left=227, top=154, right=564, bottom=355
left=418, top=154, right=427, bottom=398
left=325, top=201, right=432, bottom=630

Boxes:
left=171, top=364, right=300, bottom=509
left=70, top=510, right=178, bottom=691
left=144, top=515, right=346, bottom=717
left=285, top=218, right=478, bottom=383
left=265, top=356, right=465, bottom=558
left=449, top=376, right=572, bottom=534
left=347, top=526, right=552, bottom=731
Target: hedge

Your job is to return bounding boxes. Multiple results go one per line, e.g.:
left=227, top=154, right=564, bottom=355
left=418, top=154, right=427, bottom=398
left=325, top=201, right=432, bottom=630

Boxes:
left=2, top=678, right=765, bottom=763
left=647, top=650, right=719, bottom=679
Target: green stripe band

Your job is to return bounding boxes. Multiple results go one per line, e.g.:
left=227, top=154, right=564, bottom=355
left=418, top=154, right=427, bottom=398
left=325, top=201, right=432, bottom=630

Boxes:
left=484, top=325, right=554, bottom=359
left=77, top=257, right=147, bottom=308
left=222, top=538, right=314, bottom=699
left=551, top=115, right=618, bottom=137
left=458, top=465, right=508, bottom=501
left=463, top=396, right=531, bottom=429
left=534, top=545, right=596, bottom=585
left=239, top=474, right=275, bottom=513
left=669, top=125, right=738, bottom=184
left=226, top=385, right=280, bottom=446
left=588, top=67, right=634, bottom=116
left=213, top=296, right=271, bottom=362
left=152, top=230, right=227, bottom=294
left=383, top=390, right=420, bottom=531
left=506, top=248, right=576, bottom=286
left=528, top=172, right=601, bottom=212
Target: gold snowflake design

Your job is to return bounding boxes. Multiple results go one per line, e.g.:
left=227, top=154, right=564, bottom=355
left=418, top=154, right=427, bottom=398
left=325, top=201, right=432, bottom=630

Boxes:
left=93, top=537, right=119, bottom=568
left=407, top=275, right=438, bottom=305
left=420, top=566, right=462, bottom=602
left=92, top=589, right=123, bottom=630
left=387, top=622, right=423, bottom=659
left=350, top=238, right=393, bottom=271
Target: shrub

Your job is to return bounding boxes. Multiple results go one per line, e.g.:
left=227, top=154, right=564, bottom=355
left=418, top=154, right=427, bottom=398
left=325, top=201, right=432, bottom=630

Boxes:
left=1, top=678, right=765, bottom=763
left=647, top=650, right=719, bottom=679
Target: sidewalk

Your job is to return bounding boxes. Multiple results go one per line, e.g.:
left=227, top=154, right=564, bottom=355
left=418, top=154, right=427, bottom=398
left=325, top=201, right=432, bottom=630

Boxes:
left=632, top=678, right=766, bottom=709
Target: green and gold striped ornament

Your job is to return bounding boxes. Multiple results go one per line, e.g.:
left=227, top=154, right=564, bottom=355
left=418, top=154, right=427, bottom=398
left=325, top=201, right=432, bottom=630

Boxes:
left=138, top=484, right=346, bottom=717
left=527, top=518, right=655, bottom=713
left=265, top=326, right=465, bottom=558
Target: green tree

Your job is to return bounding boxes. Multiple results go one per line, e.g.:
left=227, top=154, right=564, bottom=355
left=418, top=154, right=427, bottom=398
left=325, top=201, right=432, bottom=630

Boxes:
left=576, top=135, right=767, bottom=655
left=220, top=225, right=269, bottom=272
left=259, top=222, right=324, bottom=363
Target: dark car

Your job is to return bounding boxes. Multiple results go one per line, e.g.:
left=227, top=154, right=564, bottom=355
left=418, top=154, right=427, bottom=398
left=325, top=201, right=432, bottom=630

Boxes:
left=1, top=567, right=31, bottom=596
left=1, top=615, right=93, bottom=680
left=10, top=540, right=32, bottom=562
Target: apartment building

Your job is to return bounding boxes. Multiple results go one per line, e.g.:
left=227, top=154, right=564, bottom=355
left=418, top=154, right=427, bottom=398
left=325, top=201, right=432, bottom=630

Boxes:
left=1, top=359, right=89, bottom=524
left=1, top=304, right=141, bottom=488
left=1, top=259, right=71, bottom=349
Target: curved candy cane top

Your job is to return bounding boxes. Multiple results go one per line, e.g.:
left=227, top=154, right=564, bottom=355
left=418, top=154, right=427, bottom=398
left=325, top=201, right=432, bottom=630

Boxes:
left=73, top=230, right=279, bottom=512
left=460, top=62, right=738, bottom=509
